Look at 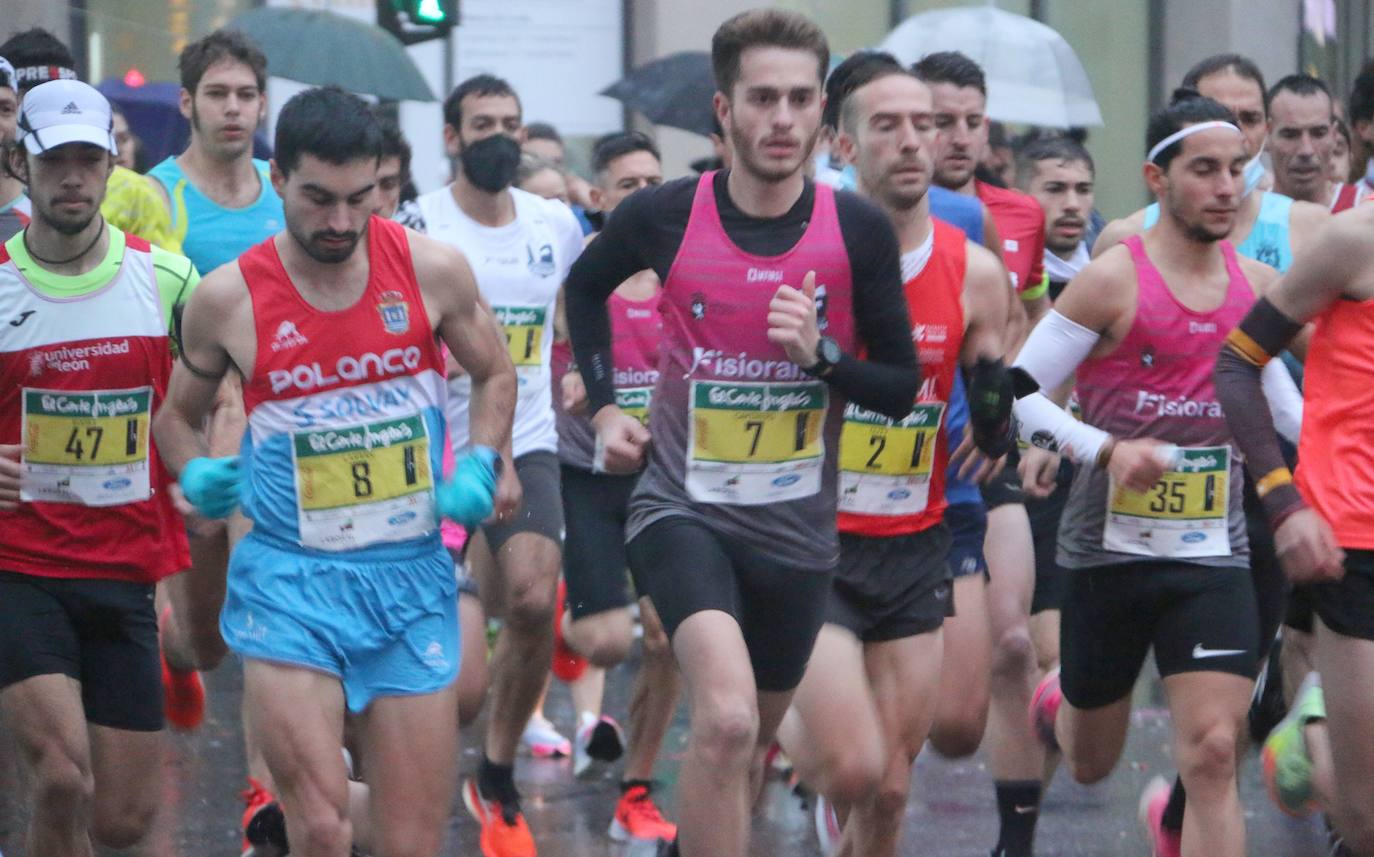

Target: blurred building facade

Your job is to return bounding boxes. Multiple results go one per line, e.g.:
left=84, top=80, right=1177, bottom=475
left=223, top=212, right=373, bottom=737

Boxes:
left=6, top=0, right=1373, bottom=216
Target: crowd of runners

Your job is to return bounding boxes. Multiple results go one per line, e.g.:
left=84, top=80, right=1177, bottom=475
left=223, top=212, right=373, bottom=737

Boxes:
left=1, top=7, right=1373, bottom=857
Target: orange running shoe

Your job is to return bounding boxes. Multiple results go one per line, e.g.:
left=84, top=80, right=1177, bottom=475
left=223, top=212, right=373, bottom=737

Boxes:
left=608, top=784, right=677, bottom=844
left=159, top=607, right=206, bottom=731
left=551, top=579, right=588, bottom=684
left=240, top=777, right=285, bottom=857
left=463, top=777, right=537, bottom=857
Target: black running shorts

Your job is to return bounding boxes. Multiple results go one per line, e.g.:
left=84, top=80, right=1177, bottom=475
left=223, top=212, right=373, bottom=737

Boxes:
left=828, top=524, right=953, bottom=642
left=480, top=451, right=564, bottom=550
left=0, top=570, right=163, bottom=731
left=1060, top=561, right=1258, bottom=710
left=627, top=516, right=833, bottom=692
left=561, top=464, right=638, bottom=620
left=1311, top=550, right=1374, bottom=641
left=980, top=451, right=1025, bottom=510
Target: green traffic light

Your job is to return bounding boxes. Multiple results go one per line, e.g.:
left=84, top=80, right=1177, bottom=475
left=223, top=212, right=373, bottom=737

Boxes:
left=414, top=0, right=447, bottom=23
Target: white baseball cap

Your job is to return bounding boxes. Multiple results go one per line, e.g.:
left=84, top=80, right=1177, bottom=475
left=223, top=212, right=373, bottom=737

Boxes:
left=0, top=57, right=15, bottom=93
left=17, top=79, right=116, bottom=155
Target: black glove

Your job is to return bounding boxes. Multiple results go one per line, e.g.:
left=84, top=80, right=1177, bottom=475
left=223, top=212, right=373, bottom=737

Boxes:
left=968, top=356, right=1016, bottom=459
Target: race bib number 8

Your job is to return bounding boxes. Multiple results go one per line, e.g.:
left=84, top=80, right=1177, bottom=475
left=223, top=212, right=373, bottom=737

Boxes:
left=838, top=402, right=944, bottom=516
left=686, top=380, right=826, bottom=505
left=1104, top=445, right=1231, bottom=558
left=22, top=387, right=152, bottom=506
left=494, top=305, right=546, bottom=372
left=292, top=414, right=436, bottom=551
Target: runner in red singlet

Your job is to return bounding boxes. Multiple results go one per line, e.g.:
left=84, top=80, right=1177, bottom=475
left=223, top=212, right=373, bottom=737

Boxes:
left=774, top=55, right=1010, bottom=857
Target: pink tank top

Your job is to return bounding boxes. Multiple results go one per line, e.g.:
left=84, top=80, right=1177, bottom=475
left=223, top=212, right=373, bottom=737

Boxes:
left=1059, top=235, right=1252, bottom=568
left=628, top=172, right=857, bottom=568
left=554, top=289, right=662, bottom=471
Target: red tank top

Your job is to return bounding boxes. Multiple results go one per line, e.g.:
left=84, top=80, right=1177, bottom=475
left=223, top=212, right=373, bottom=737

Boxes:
left=839, top=219, right=965, bottom=536
left=0, top=232, right=188, bottom=583
left=977, top=181, right=1045, bottom=295
left=1297, top=297, right=1374, bottom=549
left=237, top=217, right=449, bottom=552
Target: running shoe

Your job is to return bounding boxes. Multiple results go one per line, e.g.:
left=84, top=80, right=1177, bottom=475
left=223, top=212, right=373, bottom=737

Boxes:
left=521, top=713, right=571, bottom=758
left=574, top=712, right=625, bottom=778
left=240, top=778, right=285, bottom=857
left=463, top=777, right=537, bottom=857
left=813, top=793, right=841, bottom=856
left=608, top=783, right=677, bottom=843
left=1137, top=775, right=1181, bottom=857
left=551, top=579, right=588, bottom=684
left=1028, top=667, right=1062, bottom=753
left=1262, top=671, right=1325, bottom=817
left=159, top=606, right=206, bottom=731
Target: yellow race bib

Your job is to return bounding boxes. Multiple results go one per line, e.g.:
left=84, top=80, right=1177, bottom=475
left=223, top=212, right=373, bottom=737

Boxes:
left=1104, top=445, right=1231, bottom=558
left=838, top=402, right=944, bottom=516
left=22, top=387, right=152, bottom=506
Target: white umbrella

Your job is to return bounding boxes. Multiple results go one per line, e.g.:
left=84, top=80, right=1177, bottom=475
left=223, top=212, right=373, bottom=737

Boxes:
left=879, top=6, right=1103, bottom=128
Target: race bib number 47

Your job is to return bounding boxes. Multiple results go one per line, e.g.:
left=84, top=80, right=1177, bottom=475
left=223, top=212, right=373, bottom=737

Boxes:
left=686, top=380, right=827, bottom=505
left=1104, top=445, right=1231, bottom=558
left=22, top=387, right=152, bottom=506
left=291, top=414, right=436, bottom=551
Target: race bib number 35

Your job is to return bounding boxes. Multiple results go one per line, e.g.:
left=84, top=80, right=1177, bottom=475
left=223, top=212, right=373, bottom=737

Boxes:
left=686, top=380, right=826, bottom=505
left=1104, top=445, right=1231, bottom=559
left=838, top=402, right=944, bottom=516
left=291, top=414, right=436, bottom=551
left=21, top=387, right=152, bottom=506
left=494, top=305, right=547, bottom=372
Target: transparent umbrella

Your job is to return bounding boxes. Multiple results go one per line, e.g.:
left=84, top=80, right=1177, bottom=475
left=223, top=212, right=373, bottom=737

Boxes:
left=879, top=6, right=1102, bottom=128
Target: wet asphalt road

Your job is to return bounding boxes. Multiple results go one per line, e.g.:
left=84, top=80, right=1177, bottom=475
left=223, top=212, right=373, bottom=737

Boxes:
left=0, top=651, right=1334, bottom=856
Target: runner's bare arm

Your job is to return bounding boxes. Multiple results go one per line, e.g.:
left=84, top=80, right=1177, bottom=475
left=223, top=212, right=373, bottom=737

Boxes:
left=1286, top=199, right=1331, bottom=259
left=412, top=236, right=517, bottom=454
left=1090, top=210, right=1146, bottom=258
left=961, top=242, right=1010, bottom=365
left=153, top=264, right=250, bottom=475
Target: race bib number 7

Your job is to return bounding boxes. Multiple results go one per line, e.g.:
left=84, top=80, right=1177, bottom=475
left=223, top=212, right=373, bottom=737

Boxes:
left=291, top=415, right=436, bottom=551
left=686, top=380, right=827, bottom=505
left=22, top=387, right=152, bottom=506
left=1104, top=445, right=1231, bottom=558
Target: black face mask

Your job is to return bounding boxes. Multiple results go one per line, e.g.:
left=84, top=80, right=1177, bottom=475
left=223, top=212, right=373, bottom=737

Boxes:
left=460, top=134, right=521, bottom=193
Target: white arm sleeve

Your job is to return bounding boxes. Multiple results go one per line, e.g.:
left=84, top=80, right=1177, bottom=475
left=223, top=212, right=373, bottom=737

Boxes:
left=1261, top=360, right=1303, bottom=446
left=1014, top=393, right=1112, bottom=466
left=1012, top=309, right=1101, bottom=392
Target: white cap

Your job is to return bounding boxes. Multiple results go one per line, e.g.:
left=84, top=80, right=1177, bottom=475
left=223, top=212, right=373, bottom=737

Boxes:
left=17, top=79, right=116, bottom=155
left=0, top=57, right=15, bottom=92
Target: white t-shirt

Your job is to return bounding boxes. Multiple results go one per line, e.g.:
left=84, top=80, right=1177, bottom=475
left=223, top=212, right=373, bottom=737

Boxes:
left=417, top=185, right=584, bottom=457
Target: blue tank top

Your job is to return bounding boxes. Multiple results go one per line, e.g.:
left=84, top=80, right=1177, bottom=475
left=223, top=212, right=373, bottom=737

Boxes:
left=1143, top=191, right=1294, bottom=273
left=929, top=185, right=984, bottom=247
left=148, top=157, right=284, bottom=276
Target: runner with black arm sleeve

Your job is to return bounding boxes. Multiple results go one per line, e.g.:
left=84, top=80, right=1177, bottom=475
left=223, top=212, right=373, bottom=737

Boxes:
left=563, top=12, right=918, bottom=857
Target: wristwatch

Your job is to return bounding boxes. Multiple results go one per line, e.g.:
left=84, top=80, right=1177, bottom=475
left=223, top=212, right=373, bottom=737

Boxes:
left=805, top=336, right=842, bottom=378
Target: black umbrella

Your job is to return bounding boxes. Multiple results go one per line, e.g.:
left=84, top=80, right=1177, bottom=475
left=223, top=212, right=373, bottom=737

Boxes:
left=601, top=51, right=717, bottom=138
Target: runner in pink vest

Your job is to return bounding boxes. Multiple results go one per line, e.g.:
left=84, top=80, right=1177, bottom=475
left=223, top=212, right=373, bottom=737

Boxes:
left=564, top=12, right=923, bottom=857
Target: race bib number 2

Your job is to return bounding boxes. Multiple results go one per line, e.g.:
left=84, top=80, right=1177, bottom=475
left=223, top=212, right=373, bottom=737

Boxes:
left=21, top=387, right=152, bottom=506
left=686, top=380, right=826, bottom=505
left=1104, top=445, right=1231, bottom=558
left=291, top=414, right=436, bottom=551
left=838, top=402, right=944, bottom=516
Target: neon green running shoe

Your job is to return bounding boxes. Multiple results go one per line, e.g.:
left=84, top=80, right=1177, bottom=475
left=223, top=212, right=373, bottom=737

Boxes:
left=1261, top=672, right=1325, bottom=817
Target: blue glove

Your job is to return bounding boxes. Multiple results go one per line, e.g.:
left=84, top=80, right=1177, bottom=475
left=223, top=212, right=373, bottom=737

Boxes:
left=436, top=445, right=500, bottom=528
left=180, top=456, right=242, bottom=519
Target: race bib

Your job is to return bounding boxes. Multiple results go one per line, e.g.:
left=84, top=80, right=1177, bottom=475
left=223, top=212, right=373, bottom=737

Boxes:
left=493, top=305, right=546, bottom=374
left=616, top=386, right=653, bottom=426
left=838, top=402, right=944, bottom=516
left=291, top=414, right=436, bottom=551
left=1104, top=445, right=1231, bottom=558
left=21, top=387, right=152, bottom=506
left=686, top=380, right=826, bottom=505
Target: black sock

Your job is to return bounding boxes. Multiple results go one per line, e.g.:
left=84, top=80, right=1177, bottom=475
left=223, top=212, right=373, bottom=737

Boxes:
left=621, top=778, right=655, bottom=794
left=993, top=779, right=1041, bottom=857
left=1160, top=775, right=1186, bottom=833
left=478, top=756, right=519, bottom=806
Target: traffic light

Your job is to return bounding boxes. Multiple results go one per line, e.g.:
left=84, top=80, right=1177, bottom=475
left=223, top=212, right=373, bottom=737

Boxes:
left=377, top=0, right=457, bottom=45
